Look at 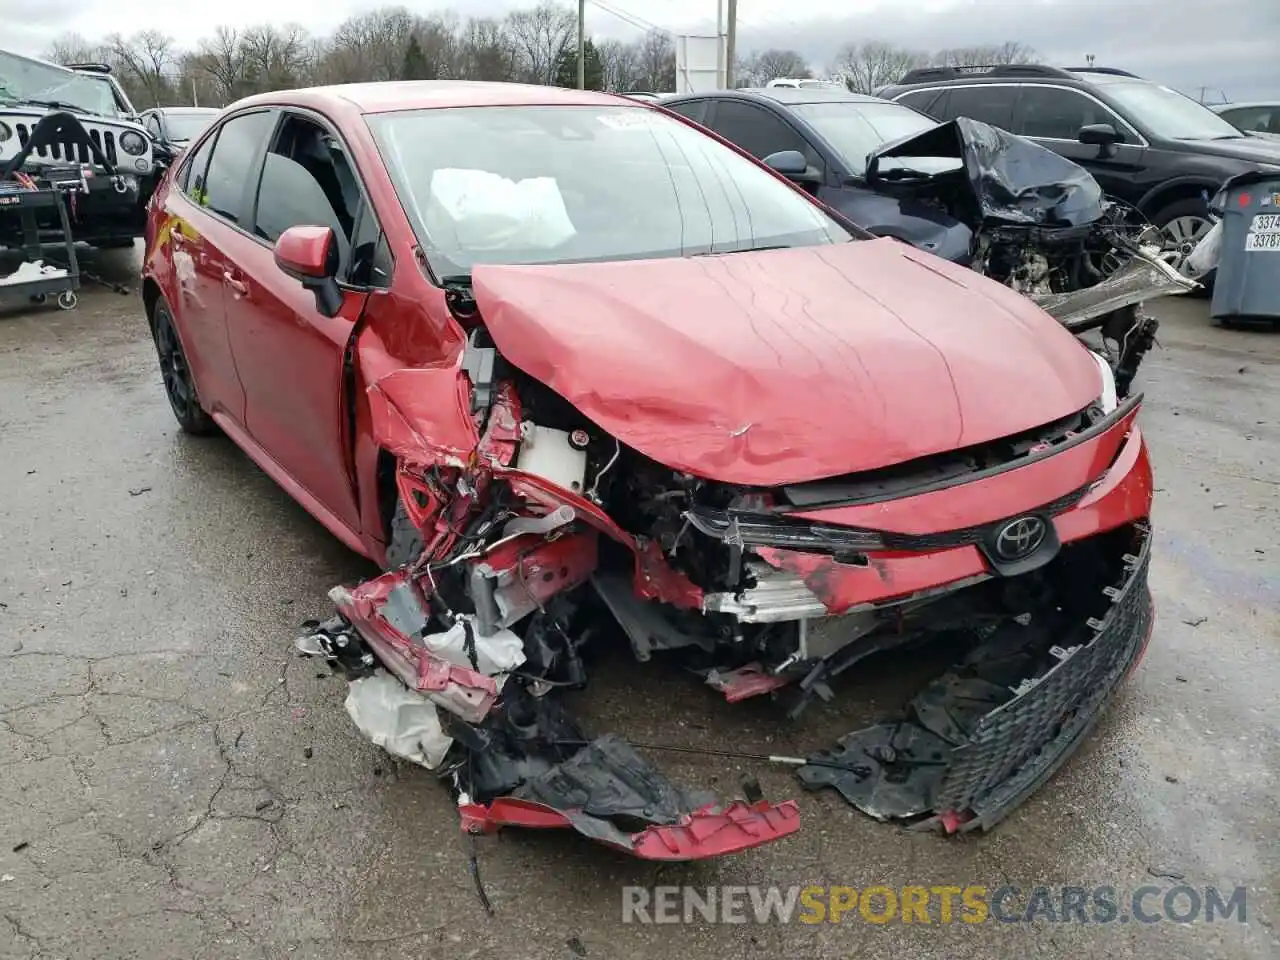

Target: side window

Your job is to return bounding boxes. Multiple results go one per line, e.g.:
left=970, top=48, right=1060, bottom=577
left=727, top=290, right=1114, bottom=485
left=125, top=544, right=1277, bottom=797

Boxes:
left=941, top=85, right=1018, bottom=130
left=144, top=114, right=162, bottom=138
left=202, top=111, right=277, bottom=223
left=1016, top=86, right=1126, bottom=141
left=898, top=89, right=943, bottom=118
left=665, top=99, right=708, bottom=125
left=181, top=133, right=216, bottom=202
left=350, top=203, right=393, bottom=288
left=709, top=101, right=819, bottom=168
left=1223, top=107, right=1275, bottom=134
left=252, top=113, right=364, bottom=267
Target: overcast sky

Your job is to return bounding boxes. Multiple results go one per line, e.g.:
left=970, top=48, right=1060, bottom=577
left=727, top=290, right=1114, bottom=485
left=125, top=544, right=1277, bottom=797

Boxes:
left=2, top=0, right=1277, bottom=100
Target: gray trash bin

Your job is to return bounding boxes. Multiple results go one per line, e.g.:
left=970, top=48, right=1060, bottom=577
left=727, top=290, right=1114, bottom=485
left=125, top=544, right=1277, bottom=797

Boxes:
left=1211, top=170, right=1280, bottom=320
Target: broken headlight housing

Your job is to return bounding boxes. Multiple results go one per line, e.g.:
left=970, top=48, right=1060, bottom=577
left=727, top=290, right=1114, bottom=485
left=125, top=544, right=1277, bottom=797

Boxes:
left=1090, top=350, right=1118, bottom=415
left=687, top=509, right=885, bottom=556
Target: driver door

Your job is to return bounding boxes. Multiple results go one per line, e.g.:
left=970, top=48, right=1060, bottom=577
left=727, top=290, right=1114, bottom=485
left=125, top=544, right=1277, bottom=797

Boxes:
left=218, top=110, right=379, bottom=536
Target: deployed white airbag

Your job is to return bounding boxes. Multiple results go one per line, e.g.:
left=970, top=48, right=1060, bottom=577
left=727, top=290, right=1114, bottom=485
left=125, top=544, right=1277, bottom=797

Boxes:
left=424, top=168, right=576, bottom=252
left=422, top=614, right=526, bottom=676
left=344, top=672, right=453, bottom=770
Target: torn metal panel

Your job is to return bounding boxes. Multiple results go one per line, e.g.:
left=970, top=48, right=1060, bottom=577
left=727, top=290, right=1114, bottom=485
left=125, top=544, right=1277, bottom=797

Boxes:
left=327, top=577, right=503, bottom=723
left=867, top=117, right=1105, bottom=227
left=367, top=365, right=478, bottom=465
left=1033, top=249, right=1198, bottom=330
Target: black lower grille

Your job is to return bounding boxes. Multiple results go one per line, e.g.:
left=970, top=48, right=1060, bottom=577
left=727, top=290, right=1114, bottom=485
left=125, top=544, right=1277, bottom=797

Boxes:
left=15, top=122, right=118, bottom=166
left=798, top=522, right=1154, bottom=832
left=936, top=526, right=1152, bottom=825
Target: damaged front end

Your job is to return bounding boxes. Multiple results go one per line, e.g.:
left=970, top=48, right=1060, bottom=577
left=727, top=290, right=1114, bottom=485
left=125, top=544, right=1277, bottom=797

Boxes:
left=866, top=117, right=1197, bottom=395
left=302, top=260, right=1155, bottom=858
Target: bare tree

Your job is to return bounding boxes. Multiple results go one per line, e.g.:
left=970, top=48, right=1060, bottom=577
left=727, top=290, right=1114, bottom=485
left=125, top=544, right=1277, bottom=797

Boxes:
left=330, top=7, right=417, bottom=82
left=175, top=53, right=220, bottom=107
left=415, top=14, right=461, bottom=81
left=506, top=2, right=575, bottom=85
left=635, top=30, right=675, bottom=93
left=240, top=24, right=312, bottom=93
left=833, top=41, right=929, bottom=93
left=103, top=31, right=176, bottom=108
left=742, top=49, right=811, bottom=86
left=932, top=42, right=1036, bottom=68
left=459, top=18, right=518, bottom=82
left=44, top=33, right=104, bottom=66
left=194, top=26, right=248, bottom=104
left=597, top=38, right=640, bottom=92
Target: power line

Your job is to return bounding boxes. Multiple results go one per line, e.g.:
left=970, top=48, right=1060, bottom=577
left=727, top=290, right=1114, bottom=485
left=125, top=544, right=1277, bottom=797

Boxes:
left=585, top=0, right=668, bottom=35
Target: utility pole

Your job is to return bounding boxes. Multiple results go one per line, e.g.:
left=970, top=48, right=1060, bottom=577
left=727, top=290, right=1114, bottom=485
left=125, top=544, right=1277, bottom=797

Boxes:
left=577, top=0, right=585, bottom=89
left=716, top=0, right=724, bottom=89
left=725, top=0, right=737, bottom=89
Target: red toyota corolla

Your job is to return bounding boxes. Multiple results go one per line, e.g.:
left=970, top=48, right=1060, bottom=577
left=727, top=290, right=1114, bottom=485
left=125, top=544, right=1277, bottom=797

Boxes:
left=142, top=81, right=1154, bottom=859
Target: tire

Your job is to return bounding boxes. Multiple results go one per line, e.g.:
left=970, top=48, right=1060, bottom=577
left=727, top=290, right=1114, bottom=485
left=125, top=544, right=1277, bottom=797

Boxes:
left=384, top=496, right=424, bottom=571
left=1152, top=196, right=1215, bottom=292
left=150, top=297, right=217, bottom=435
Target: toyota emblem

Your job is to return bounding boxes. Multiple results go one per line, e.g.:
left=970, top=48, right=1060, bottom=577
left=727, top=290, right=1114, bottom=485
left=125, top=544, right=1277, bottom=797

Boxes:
left=994, top=516, right=1047, bottom=561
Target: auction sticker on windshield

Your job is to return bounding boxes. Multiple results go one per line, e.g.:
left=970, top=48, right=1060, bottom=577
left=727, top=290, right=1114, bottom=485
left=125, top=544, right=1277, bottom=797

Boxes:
left=1250, top=213, right=1280, bottom=232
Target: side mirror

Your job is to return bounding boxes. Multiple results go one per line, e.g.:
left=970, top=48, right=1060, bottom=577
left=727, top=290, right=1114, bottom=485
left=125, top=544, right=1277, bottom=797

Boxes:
left=275, top=224, right=343, bottom=317
left=764, top=149, right=822, bottom=184
left=1078, top=123, right=1122, bottom=157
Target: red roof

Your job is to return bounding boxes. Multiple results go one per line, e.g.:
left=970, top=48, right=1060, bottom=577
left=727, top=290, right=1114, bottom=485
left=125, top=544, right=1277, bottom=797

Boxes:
left=232, top=81, right=634, bottom=116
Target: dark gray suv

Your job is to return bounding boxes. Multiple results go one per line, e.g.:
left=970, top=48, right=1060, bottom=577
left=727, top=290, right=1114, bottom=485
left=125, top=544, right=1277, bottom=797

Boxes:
left=878, top=65, right=1280, bottom=275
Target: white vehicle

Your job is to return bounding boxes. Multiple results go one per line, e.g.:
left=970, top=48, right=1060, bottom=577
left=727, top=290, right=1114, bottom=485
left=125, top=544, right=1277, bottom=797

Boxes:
left=766, top=78, right=844, bottom=90
left=0, top=49, right=155, bottom=247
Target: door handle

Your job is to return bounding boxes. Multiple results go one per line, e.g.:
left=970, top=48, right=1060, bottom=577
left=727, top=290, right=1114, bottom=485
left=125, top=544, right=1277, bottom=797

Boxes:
left=223, top=271, right=248, bottom=296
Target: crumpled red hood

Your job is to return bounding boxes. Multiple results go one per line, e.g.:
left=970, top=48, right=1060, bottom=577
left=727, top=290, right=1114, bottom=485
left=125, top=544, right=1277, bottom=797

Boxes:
left=472, top=238, right=1101, bottom=486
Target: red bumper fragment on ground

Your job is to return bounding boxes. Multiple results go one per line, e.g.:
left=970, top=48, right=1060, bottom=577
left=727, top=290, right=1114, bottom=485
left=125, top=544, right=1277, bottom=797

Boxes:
left=458, top=797, right=801, bottom=861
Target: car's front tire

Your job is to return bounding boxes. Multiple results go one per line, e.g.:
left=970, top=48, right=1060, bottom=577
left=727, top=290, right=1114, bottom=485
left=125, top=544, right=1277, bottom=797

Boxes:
left=150, top=297, right=216, bottom=436
left=1153, top=197, right=1216, bottom=292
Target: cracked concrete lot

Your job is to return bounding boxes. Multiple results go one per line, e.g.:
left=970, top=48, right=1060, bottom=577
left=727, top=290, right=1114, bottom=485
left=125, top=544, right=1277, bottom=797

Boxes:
left=1, top=247, right=1277, bottom=959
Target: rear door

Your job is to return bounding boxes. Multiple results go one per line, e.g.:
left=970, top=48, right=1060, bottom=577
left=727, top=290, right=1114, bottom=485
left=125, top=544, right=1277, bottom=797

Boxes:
left=1011, top=84, right=1148, bottom=200
left=160, top=117, right=272, bottom=425
left=218, top=109, right=382, bottom=534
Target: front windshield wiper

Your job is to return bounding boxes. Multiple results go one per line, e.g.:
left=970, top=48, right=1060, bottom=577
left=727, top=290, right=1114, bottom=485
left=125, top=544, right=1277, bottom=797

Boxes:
left=17, top=98, right=91, bottom=113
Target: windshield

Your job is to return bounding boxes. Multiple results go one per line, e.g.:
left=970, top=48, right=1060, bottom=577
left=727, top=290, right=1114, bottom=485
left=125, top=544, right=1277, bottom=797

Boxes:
left=165, top=112, right=215, bottom=140
left=1105, top=82, right=1244, bottom=140
left=0, top=51, right=122, bottom=117
left=791, top=101, right=939, bottom=175
left=367, top=104, right=852, bottom=277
